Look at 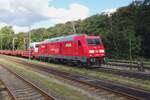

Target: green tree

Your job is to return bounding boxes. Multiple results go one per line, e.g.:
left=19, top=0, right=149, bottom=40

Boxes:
left=0, top=26, right=14, bottom=50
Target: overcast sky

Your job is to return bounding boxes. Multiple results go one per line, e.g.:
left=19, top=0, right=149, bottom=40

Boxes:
left=0, top=0, right=133, bottom=33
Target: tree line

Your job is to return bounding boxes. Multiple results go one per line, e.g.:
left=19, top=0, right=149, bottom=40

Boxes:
left=0, top=0, right=150, bottom=59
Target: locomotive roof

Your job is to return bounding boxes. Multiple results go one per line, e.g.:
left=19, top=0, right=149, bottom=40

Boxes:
left=42, top=34, right=87, bottom=43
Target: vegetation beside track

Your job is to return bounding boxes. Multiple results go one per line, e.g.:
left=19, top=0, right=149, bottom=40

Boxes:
left=26, top=58, right=150, bottom=92
left=0, top=58, right=97, bottom=100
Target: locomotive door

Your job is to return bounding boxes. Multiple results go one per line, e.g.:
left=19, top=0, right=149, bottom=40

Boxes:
left=76, top=40, right=84, bottom=56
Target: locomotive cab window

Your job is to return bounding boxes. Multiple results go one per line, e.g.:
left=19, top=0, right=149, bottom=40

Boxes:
left=86, top=38, right=101, bottom=45
left=78, top=40, right=81, bottom=46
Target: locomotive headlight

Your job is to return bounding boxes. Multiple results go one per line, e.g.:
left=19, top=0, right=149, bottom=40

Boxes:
left=99, top=50, right=104, bottom=53
left=89, top=50, right=95, bottom=53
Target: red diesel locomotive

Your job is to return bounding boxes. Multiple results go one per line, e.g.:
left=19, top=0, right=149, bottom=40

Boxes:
left=0, top=34, right=105, bottom=67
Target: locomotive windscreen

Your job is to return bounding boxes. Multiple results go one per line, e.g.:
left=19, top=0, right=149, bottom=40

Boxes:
left=86, top=38, right=101, bottom=45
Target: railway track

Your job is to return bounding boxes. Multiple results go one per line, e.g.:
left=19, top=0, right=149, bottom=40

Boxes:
left=0, top=64, right=55, bottom=100
left=0, top=80, right=12, bottom=100
left=5, top=56, right=150, bottom=100
left=96, top=66, right=150, bottom=80
left=5, top=54, right=150, bottom=80
left=2, top=54, right=150, bottom=81
left=108, top=59, right=150, bottom=65
left=105, top=60, right=150, bottom=71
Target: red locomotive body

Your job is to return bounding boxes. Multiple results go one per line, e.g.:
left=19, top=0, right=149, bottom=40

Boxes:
left=36, top=34, right=105, bottom=66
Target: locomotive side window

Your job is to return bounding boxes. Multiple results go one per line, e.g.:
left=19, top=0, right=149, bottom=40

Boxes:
left=78, top=40, right=81, bottom=46
left=87, top=38, right=101, bottom=45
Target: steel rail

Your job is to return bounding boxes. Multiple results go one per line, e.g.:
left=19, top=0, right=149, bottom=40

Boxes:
left=0, top=80, right=16, bottom=100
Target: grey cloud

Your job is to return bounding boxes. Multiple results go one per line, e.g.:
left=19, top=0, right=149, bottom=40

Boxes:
left=0, top=0, right=49, bottom=26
